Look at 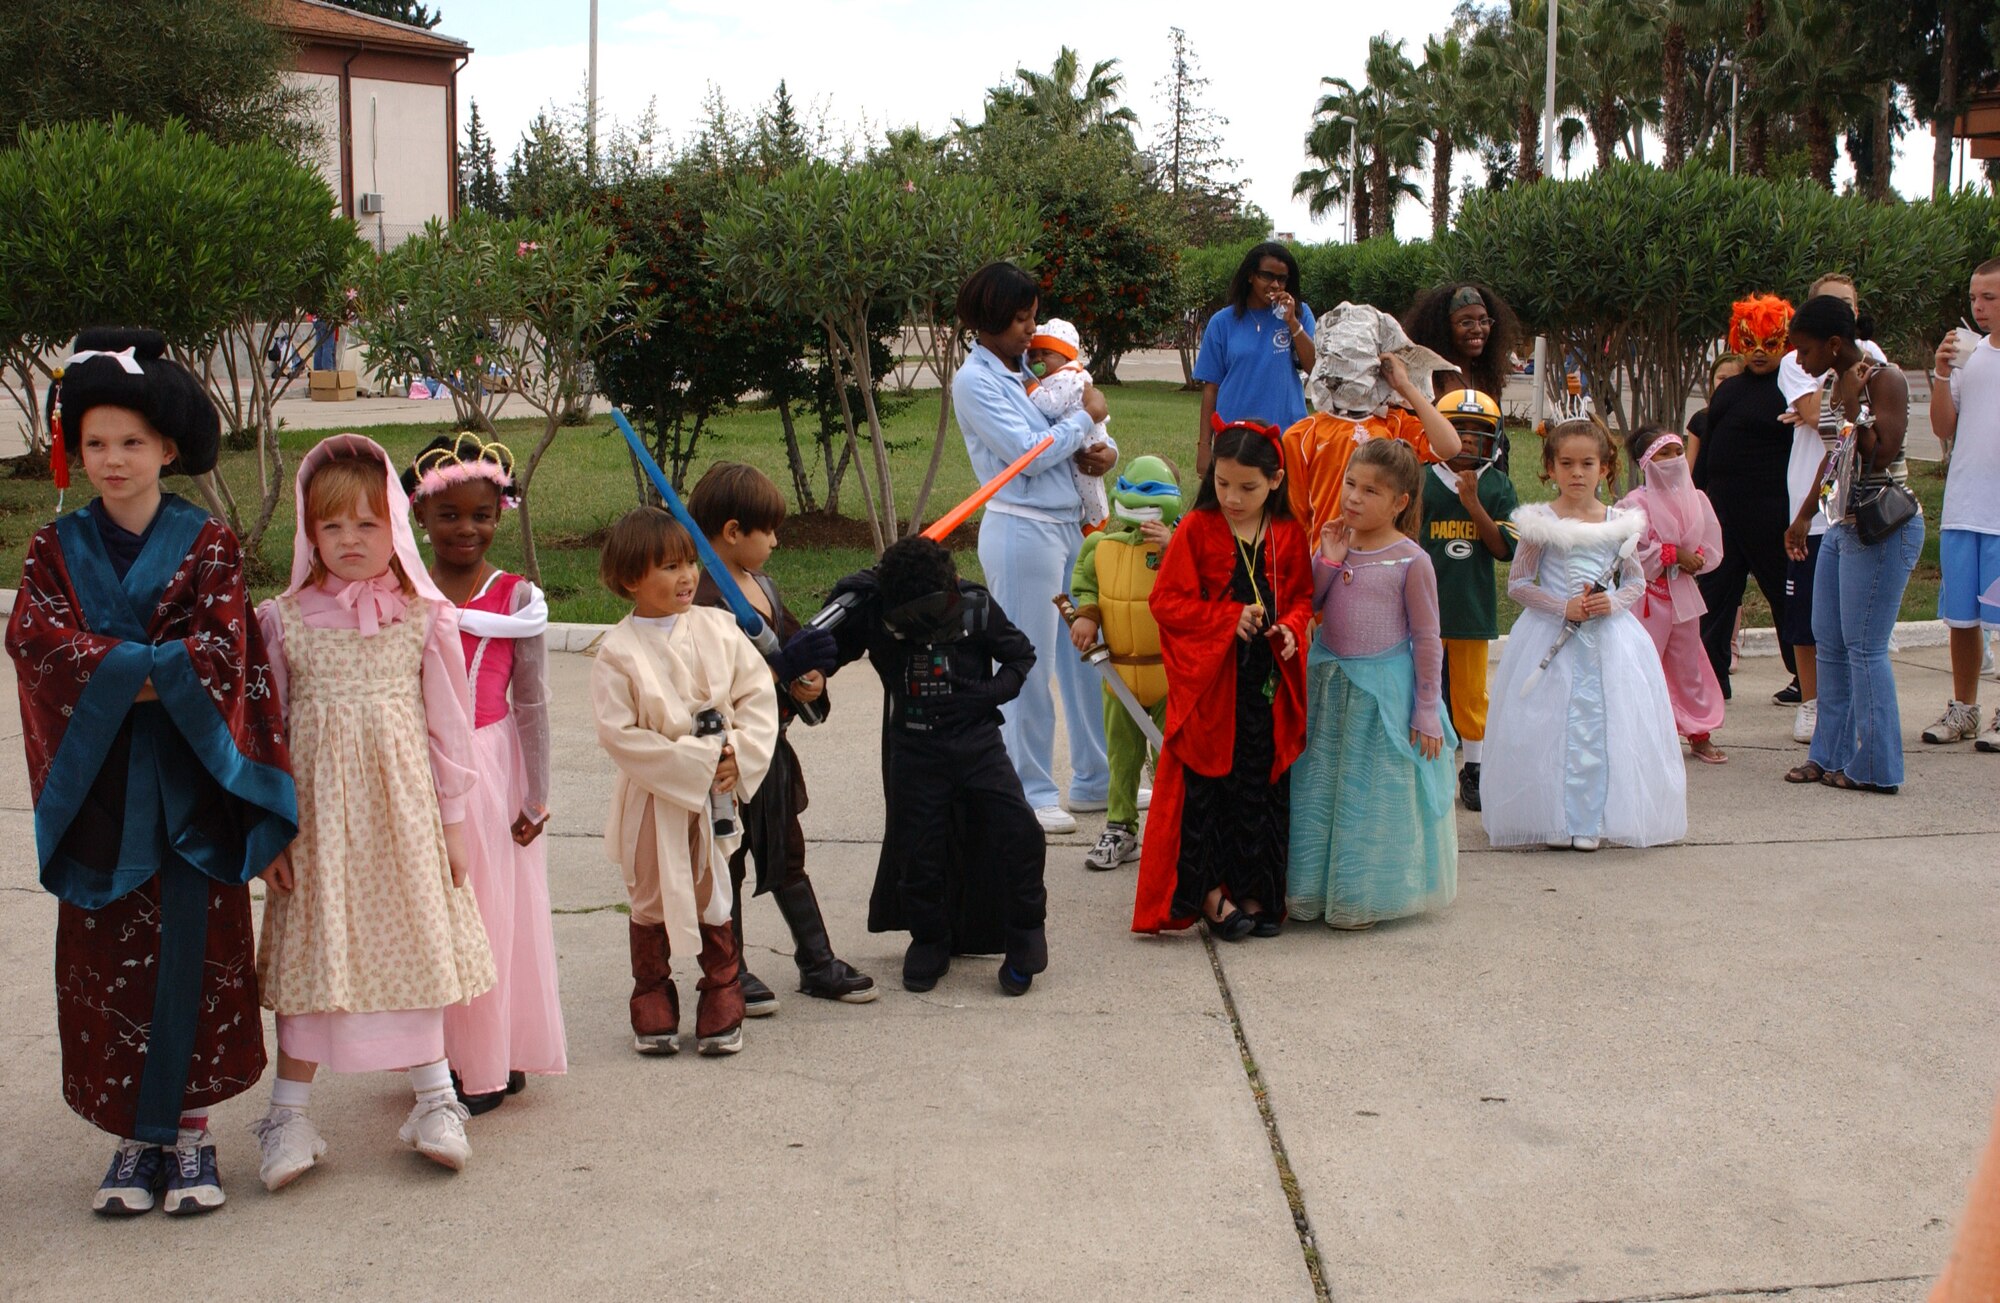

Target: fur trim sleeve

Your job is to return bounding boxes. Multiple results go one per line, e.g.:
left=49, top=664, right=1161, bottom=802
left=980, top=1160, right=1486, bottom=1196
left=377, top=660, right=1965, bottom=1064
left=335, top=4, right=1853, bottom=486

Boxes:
left=1508, top=503, right=1647, bottom=550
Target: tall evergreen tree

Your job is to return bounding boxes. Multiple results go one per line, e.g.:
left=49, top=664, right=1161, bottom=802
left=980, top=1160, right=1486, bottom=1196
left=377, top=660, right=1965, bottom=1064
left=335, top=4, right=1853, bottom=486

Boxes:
left=1149, top=27, right=1247, bottom=246
left=458, top=98, right=504, bottom=214
left=328, top=0, right=443, bottom=28
left=755, top=81, right=811, bottom=175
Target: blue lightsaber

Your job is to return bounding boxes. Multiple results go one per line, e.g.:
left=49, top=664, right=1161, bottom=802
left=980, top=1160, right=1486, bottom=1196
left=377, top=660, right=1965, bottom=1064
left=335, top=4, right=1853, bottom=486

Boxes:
left=611, top=409, right=832, bottom=725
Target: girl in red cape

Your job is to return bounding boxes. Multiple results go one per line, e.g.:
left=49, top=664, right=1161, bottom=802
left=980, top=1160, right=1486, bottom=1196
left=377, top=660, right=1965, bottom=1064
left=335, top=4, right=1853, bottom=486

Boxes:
left=1132, top=418, right=1312, bottom=939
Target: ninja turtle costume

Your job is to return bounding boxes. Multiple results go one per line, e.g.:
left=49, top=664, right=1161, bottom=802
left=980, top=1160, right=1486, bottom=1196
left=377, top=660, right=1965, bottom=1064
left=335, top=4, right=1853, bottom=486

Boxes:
left=1069, top=456, right=1184, bottom=853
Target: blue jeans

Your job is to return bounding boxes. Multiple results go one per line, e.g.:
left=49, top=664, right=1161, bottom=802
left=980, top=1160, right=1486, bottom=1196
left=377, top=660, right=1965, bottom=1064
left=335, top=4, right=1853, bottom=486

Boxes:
left=977, top=511, right=1109, bottom=809
left=1809, top=515, right=1923, bottom=787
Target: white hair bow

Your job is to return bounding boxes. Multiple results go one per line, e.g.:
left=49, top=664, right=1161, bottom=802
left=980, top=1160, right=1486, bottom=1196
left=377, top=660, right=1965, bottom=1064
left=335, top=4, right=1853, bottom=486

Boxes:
left=65, top=347, right=144, bottom=374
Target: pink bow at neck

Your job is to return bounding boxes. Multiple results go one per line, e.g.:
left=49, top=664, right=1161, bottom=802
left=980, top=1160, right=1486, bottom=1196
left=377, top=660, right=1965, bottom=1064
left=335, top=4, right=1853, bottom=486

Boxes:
left=326, top=571, right=408, bottom=636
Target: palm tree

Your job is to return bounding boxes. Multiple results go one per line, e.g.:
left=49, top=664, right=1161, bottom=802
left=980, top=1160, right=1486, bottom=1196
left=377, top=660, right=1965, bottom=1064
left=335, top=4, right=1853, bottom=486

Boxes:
left=1359, top=37, right=1429, bottom=237
left=1570, top=0, right=1663, bottom=170
left=1411, top=31, right=1488, bottom=235
left=1653, top=0, right=1724, bottom=169
left=1008, top=46, right=1141, bottom=147
left=1295, top=78, right=1368, bottom=237
left=1751, top=0, right=1875, bottom=188
left=1466, top=0, right=1568, bottom=185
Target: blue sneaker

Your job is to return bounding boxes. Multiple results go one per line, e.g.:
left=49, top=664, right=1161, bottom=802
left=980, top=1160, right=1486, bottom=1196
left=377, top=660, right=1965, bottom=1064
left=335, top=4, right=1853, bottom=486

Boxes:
left=93, top=1140, right=166, bottom=1216
left=163, top=1130, right=225, bottom=1215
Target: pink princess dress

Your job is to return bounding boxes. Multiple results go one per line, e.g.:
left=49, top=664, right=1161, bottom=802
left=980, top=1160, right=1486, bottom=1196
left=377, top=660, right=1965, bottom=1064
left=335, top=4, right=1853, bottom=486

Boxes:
left=1619, top=436, right=1727, bottom=743
left=441, top=570, right=568, bottom=1095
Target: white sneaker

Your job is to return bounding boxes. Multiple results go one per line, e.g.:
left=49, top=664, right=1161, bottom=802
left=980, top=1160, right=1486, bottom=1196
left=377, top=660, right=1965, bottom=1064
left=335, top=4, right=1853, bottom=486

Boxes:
left=1064, top=796, right=1108, bottom=813
left=1034, top=805, right=1078, bottom=834
left=1977, top=708, right=2000, bottom=753
left=251, top=1108, right=326, bottom=1192
left=1922, top=700, right=1980, bottom=744
left=399, top=1096, right=472, bottom=1171
left=1793, top=701, right=1817, bottom=745
left=1136, top=786, right=1151, bottom=811
left=1571, top=836, right=1600, bottom=852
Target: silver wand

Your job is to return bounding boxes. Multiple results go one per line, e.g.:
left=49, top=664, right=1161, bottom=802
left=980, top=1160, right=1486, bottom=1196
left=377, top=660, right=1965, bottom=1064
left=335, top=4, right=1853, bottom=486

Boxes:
left=1518, top=535, right=1640, bottom=699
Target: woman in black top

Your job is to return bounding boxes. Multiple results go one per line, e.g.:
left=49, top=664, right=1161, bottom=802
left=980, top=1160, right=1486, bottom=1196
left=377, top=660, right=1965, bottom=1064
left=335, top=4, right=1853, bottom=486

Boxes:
left=1696, top=296, right=1800, bottom=696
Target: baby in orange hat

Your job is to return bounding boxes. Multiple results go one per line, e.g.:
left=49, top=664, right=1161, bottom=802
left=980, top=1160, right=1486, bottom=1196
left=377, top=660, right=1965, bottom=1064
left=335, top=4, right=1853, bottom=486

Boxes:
left=1026, top=318, right=1116, bottom=530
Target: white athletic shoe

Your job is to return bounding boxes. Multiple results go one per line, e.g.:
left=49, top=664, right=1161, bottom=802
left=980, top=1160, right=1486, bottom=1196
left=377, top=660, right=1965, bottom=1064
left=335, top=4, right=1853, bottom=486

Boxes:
left=399, top=1096, right=472, bottom=1171
left=1977, top=708, right=2000, bottom=754
left=1571, top=836, right=1601, bottom=852
left=1034, top=805, right=1078, bottom=834
left=251, top=1108, right=326, bottom=1192
left=1064, top=796, right=1108, bottom=813
left=1793, top=701, right=1817, bottom=745
left=1922, top=700, right=1980, bottom=744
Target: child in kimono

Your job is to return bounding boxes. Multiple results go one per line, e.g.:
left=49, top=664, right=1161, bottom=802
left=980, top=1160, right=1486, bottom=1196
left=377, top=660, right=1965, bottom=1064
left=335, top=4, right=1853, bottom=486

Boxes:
left=591, top=507, right=779, bottom=1057
left=7, top=329, right=297, bottom=1216
left=253, top=435, right=495, bottom=1190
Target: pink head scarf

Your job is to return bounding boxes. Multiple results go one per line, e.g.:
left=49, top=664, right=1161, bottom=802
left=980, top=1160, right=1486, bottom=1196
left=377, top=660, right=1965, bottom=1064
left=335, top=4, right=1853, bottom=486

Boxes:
left=1634, top=433, right=1723, bottom=624
left=283, top=433, right=446, bottom=634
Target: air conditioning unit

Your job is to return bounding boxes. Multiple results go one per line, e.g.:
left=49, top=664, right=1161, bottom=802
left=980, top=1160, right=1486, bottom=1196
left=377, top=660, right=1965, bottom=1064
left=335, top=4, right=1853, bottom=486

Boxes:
left=358, top=192, right=386, bottom=215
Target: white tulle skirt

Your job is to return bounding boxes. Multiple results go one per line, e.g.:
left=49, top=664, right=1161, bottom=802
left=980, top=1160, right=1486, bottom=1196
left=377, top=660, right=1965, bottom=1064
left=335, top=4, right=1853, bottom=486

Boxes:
left=1480, top=607, right=1687, bottom=848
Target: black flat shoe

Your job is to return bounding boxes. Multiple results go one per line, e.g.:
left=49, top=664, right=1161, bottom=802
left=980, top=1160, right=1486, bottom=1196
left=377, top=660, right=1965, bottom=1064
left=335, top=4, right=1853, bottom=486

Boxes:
left=451, top=1071, right=506, bottom=1116
left=506, top=1071, right=526, bottom=1096
left=1773, top=677, right=1802, bottom=705
left=903, top=940, right=951, bottom=993
left=1248, top=913, right=1283, bottom=939
left=739, top=969, right=780, bottom=1017
left=1208, top=909, right=1254, bottom=942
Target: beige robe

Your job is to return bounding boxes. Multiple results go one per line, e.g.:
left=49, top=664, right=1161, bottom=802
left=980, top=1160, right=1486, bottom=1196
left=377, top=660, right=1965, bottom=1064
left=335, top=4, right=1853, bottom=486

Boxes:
left=592, top=608, right=778, bottom=966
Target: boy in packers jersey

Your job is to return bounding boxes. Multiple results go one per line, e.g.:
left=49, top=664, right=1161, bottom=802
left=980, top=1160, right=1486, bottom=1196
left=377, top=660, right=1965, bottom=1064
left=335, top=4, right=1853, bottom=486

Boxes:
left=1419, top=391, right=1519, bottom=811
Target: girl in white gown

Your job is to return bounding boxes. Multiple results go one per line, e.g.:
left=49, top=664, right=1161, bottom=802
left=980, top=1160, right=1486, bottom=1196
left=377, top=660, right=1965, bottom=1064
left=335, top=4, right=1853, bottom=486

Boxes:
left=1482, top=420, right=1687, bottom=851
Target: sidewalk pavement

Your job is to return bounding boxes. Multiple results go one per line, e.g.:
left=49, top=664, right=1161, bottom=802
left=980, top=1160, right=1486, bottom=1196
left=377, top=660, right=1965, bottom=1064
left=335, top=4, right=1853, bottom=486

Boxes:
left=2, top=643, right=1994, bottom=1301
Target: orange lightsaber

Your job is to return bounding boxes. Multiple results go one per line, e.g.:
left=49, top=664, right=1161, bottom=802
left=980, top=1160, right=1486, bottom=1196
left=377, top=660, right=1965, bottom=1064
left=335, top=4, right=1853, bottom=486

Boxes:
left=921, top=434, right=1055, bottom=541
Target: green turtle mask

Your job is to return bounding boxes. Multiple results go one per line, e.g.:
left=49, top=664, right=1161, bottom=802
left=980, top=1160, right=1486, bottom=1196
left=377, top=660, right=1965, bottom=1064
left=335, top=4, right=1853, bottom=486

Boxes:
left=1108, top=455, right=1184, bottom=529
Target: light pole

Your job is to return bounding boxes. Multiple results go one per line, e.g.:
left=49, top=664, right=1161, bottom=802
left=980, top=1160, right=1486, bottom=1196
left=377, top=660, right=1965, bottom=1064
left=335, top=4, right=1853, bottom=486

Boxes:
left=1531, top=0, right=1559, bottom=434
left=587, top=0, right=599, bottom=179
left=1337, top=113, right=1358, bottom=243
left=1719, top=59, right=1740, bottom=175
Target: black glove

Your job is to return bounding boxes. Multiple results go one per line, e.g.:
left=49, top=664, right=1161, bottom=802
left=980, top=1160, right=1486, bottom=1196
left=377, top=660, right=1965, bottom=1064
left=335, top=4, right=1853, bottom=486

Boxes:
left=772, top=625, right=838, bottom=682
left=923, top=672, right=1005, bottom=727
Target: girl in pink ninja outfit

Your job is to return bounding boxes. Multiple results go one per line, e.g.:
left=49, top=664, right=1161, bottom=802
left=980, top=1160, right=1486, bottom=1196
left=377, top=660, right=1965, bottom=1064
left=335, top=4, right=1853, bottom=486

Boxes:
left=1619, top=422, right=1728, bottom=763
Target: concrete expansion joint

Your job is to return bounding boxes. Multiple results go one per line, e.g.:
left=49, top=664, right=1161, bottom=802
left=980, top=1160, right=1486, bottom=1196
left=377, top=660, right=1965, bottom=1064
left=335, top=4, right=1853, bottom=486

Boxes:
left=1202, top=926, right=1332, bottom=1303
left=1557, top=1270, right=1932, bottom=1302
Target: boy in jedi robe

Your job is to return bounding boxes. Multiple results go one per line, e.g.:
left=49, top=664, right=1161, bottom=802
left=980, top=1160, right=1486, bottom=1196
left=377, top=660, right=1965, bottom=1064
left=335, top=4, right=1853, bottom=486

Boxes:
left=8, top=329, right=297, bottom=1216
left=591, top=507, right=779, bottom=1058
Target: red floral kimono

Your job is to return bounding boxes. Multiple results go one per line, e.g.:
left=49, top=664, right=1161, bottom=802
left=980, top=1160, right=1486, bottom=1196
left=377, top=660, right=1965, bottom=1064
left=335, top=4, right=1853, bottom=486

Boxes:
left=1132, top=508, right=1311, bottom=934
left=7, top=496, right=296, bottom=1142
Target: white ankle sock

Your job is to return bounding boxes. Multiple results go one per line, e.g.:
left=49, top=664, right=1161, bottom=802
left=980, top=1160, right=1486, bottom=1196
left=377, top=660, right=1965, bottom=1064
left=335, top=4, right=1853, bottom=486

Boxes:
left=271, top=1078, right=311, bottom=1112
left=408, top=1059, right=453, bottom=1101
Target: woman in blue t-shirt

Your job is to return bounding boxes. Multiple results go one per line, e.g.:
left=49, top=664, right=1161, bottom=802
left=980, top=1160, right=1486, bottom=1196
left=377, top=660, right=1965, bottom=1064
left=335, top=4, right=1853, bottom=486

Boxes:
left=1193, top=242, right=1317, bottom=473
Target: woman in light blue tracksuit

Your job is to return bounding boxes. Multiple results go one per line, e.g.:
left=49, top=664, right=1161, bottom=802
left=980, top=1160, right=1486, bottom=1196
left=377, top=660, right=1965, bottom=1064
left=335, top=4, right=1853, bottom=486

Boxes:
left=952, top=263, right=1115, bottom=831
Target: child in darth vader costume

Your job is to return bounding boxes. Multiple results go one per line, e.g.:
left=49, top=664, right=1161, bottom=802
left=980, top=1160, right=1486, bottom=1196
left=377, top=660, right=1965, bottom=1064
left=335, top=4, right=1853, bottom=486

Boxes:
left=823, top=536, right=1048, bottom=996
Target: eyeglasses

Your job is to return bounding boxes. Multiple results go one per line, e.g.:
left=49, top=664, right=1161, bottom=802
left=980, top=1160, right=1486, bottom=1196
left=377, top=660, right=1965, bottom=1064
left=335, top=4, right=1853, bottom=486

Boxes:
left=1455, top=316, right=1494, bottom=330
left=1251, top=269, right=1290, bottom=284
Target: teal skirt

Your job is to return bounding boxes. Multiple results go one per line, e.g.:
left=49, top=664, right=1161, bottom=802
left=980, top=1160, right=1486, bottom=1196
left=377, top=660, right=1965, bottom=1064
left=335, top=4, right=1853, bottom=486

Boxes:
left=1287, top=641, right=1458, bottom=928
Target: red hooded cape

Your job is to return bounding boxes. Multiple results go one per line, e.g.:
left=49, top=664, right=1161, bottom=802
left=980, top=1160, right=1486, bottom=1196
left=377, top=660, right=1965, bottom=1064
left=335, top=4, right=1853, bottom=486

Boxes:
left=1131, top=508, right=1311, bottom=934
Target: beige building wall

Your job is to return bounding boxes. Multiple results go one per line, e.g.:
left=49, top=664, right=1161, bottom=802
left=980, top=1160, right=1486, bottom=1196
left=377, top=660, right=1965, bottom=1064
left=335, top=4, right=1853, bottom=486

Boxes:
left=288, top=70, right=344, bottom=205
left=352, top=77, right=451, bottom=250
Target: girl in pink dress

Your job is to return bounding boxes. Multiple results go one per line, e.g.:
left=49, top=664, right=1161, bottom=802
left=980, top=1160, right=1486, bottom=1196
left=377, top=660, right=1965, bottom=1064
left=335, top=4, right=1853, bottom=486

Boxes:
left=1620, top=422, right=1728, bottom=763
left=252, top=434, right=495, bottom=1190
left=405, top=434, right=567, bottom=1114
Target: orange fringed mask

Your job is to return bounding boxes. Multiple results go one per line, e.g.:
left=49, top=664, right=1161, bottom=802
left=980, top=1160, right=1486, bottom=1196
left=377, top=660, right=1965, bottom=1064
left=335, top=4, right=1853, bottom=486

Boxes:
left=1728, top=294, right=1794, bottom=356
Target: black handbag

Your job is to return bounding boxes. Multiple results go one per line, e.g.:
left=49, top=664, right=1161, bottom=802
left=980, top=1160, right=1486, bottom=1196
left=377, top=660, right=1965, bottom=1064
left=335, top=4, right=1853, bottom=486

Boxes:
left=1850, top=477, right=1919, bottom=546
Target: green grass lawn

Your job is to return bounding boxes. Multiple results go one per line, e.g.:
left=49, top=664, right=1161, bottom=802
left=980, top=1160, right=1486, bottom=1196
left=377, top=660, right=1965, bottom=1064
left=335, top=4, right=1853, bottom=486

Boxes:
left=0, top=382, right=1946, bottom=630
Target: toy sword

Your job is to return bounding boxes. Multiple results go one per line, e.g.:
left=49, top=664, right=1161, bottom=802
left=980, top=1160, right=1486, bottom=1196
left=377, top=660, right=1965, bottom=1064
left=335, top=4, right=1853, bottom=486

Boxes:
left=610, top=409, right=828, bottom=724
left=1518, top=534, right=1640, bottom=698
left=921, top=435, right=1055, bottom=541
left=1054, top=594, right=1165, bottom=750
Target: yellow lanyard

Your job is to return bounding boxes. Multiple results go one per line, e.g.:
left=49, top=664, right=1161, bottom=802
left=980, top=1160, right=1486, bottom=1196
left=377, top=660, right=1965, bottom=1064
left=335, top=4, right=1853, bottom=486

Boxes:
left=1232, top=517, right=1266, bottom=614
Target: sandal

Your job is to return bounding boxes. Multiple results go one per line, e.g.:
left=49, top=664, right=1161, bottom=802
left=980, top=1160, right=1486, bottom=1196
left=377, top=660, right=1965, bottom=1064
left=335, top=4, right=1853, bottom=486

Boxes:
left=1784, top=761, right=1827, bottom=784
left=1822, top=770, right=1898, bottom=795
left=1691, top=745, right=1729, bottom=765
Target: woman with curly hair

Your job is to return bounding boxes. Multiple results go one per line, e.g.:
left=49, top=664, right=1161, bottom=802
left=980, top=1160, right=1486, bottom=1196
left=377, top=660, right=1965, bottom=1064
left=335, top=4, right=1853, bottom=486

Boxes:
left=1403, top=282, right=1521, bottom=402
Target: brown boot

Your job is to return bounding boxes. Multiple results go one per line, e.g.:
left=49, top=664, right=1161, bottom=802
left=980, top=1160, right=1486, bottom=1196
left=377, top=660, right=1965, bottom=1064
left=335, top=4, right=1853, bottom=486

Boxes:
left=694, top=922, right=745, bottom=1056
left=627, top=920, right=680, bottom=1055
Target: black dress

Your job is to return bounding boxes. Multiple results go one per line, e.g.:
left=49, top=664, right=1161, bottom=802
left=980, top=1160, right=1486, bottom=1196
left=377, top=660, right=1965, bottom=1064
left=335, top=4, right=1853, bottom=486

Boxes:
left=1172, top=537, right=1290, bottom=919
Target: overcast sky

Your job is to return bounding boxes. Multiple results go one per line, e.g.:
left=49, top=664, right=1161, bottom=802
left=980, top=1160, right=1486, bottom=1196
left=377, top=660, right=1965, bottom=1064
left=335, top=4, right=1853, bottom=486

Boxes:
left=451, top=1, right=1961, bottom=243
